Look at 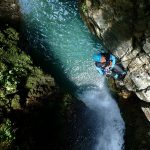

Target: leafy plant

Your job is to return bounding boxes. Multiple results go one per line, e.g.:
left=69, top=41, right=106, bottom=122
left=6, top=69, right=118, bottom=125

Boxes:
left=0, top=27, right=33, bottom=111
left=81, top=2, right=88, bottom=14
left=0, top=119, right=15, bottom=142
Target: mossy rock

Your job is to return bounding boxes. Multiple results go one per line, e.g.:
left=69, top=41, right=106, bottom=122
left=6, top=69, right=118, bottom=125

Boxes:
left=11, top=95, right=21, bottom=110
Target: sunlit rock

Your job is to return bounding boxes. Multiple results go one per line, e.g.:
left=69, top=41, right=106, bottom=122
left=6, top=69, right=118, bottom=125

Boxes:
left=80, top=0, right=150, bottom=121
left=141, top=105, right=150, bottom=122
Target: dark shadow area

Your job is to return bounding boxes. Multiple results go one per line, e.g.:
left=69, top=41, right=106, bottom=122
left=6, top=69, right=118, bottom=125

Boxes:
left=9, top=91, right=101, bottom=150
left=9, top=92, right=81, bottom=150
left=101, top=0, right=135, bottom=51
left=65, top=104, right=101, bottom=150
left=102, top=19, right=133, bottom=51
left=0, top=0, right=20, bottom=31
left=112, top=92, right=150, bottom=150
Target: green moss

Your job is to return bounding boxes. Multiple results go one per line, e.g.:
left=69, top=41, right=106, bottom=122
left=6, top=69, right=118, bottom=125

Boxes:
left=4, top=28, right=19, bottom=42
left=0, top=119, right=15, bottom=142
left=81, top=2, right=88, bottom=14
left=0, top=118, right=15, bottom=150
left=26, top=67, right=43, bottom=89
left=11, top=95, right=21, bottom=109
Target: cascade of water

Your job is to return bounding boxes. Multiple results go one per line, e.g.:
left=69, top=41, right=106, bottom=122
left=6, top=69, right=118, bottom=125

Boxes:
left=19, top=0, right=125, bottom=149
left=77, top=86, right=124, bottom=150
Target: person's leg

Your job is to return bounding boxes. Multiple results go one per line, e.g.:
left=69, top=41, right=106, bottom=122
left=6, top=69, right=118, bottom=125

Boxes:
left=113, top=64, right=124, bottom=73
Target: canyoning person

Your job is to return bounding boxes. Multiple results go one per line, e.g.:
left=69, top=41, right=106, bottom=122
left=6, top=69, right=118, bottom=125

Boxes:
left=92, top=52, right=126, bottom=79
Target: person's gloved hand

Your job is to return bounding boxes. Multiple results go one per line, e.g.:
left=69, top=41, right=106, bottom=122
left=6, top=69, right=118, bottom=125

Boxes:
left=104, top=66, right=111, bottom=74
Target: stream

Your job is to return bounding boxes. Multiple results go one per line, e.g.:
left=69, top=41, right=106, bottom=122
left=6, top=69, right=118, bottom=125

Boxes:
left=19, top=0, right=125, bottom=149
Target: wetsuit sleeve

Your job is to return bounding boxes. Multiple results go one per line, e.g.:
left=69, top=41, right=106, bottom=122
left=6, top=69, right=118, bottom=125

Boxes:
left=96, top=67, right=105, bottom=75
left=109, top=55, right=116, bottom=68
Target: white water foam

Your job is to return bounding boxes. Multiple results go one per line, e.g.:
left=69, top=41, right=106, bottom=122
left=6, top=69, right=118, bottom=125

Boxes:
left=78, top=84, right=125, bottom=150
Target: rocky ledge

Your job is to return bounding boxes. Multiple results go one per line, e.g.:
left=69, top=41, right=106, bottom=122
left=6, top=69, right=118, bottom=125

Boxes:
left=79, top=0, right=150, bottom=121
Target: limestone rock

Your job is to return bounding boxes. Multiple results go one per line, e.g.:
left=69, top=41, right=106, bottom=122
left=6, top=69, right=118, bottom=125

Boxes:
left=80, top=0, right=150, bottom=120
left=121, top=48, right=140, bottom=67
left=80, top=0, right=150, bottom=102
left=141, top=104, right=150, bottom=122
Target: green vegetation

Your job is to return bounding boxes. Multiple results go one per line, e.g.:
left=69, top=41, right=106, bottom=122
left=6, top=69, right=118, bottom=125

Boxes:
left=0, top=119, right=15, bottom=150
left=0, top=119, right=15, bottom=142
left=0, top=26, right=33, bottom=148
left=0, top=27, right=32, bottom=110
left=0, top=26, right=74, bottom=150
left=81, top=2, right=88, bottom=14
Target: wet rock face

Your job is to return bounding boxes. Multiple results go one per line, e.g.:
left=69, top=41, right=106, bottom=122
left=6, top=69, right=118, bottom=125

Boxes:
left=80, top=0, right=150, bottom=103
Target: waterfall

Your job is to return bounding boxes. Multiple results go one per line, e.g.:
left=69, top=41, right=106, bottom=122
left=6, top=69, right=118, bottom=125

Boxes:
left=78, top=86, right=124, bottom=150
left=19, top=0, right=125, bottom=149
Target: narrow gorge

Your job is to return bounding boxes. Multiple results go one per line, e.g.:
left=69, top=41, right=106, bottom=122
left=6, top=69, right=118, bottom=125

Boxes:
left=0, top=0, right=149, bottom=150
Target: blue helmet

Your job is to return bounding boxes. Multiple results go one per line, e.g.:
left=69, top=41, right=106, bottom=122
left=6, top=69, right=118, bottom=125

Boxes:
left=92, top=53, right=102, bottom=62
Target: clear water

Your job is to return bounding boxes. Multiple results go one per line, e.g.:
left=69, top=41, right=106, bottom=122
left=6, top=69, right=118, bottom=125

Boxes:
left=19, top=0, right=125, bottom=149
